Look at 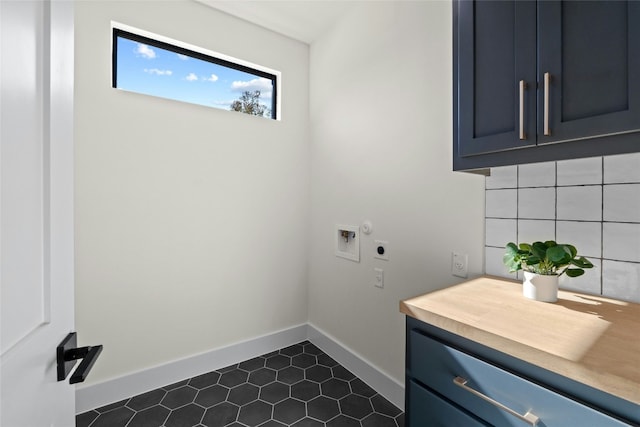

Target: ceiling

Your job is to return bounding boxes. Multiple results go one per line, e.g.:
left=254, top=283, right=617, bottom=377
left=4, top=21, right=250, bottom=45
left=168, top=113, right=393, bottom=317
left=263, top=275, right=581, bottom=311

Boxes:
left=195, top=0, right=354, bottom=44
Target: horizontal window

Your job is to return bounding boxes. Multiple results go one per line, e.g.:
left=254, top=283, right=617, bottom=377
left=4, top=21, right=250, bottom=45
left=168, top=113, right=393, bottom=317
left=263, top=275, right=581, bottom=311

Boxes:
left=112, top=25, right=279, bottom=119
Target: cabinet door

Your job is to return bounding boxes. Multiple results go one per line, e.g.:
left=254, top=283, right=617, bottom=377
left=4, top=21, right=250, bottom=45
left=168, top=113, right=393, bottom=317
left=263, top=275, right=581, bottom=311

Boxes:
left=455, top=0, right=537, bottom=157
left=538, top=1, right=640, bottom=144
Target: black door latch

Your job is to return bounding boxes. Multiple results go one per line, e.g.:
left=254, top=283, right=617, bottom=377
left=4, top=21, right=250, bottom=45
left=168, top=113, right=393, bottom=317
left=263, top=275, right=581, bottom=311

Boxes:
left=56, top=332, right=103, bottom=384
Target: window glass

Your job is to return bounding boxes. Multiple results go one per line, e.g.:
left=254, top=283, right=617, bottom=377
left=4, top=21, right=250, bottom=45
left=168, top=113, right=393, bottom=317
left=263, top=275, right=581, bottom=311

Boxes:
left=113, top=28, right=277, bottom=119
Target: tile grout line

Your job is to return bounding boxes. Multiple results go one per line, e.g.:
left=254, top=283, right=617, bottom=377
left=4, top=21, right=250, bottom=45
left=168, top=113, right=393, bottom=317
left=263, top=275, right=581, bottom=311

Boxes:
left=601, top=156, right=605, bottom=296
left=554, top=161, right=558, bottom=245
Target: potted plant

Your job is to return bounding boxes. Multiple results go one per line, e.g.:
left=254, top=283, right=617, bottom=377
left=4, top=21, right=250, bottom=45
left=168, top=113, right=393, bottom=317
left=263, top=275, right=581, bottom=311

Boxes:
left=503, top=241, right=594, bottom=302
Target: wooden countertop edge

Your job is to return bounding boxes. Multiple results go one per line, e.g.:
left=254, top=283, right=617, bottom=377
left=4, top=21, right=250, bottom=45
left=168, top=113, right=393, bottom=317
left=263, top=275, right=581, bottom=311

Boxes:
left=400, top=298, right=640, bottom=406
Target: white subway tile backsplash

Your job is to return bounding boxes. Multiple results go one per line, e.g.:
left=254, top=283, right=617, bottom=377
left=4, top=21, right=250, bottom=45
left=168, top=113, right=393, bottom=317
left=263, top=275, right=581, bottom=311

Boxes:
left=517, top=219, right=555, bottom=245
left=559, top=258, right=601, bottom=296
left=604, top=152, right=640, bottom=184
left=518, top=162, right=556, bottom=188
left=518, top=188, right=555, bottom=219
left=484, top=153, right=640, bottom=303
left=556, top=221, right=601, bottom=259
left=557, top=157, right=602, bottom=186
left=486, top=219, right=517, bottom=247
left=486, top=189, right=517, bottom=218
left=485, top=246, right=515, bottom=279
left=602, top=260, right=640, bottom=303
left=603, top=184, right=640, bottom=223
left=603, top=222, right=640, bottom=262
left=486, top=165, right=517, bottom=189
left=557, top=186, right=602, bottom=221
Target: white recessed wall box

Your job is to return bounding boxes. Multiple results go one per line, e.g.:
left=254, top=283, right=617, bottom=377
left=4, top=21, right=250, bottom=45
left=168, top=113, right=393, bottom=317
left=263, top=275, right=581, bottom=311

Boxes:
left=335, top=224, right=360, bottom=262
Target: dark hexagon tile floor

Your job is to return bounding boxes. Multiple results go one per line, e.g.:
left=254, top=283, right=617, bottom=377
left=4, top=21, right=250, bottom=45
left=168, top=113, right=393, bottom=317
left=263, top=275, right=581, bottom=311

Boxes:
left=77, top=341, right=404, bottom=427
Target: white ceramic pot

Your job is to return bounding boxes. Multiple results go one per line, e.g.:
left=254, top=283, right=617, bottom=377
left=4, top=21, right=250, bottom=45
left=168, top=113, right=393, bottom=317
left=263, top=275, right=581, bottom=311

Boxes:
left=523, top=272, right=559, bottom=302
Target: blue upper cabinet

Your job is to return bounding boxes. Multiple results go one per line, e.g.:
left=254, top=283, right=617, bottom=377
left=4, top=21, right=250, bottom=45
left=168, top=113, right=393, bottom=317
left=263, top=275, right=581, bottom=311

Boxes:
left=454, top=0, right=640, bottom=172
left=456, top=1, right=537, bottom=157
left=538, top=1, right=640, bottom=143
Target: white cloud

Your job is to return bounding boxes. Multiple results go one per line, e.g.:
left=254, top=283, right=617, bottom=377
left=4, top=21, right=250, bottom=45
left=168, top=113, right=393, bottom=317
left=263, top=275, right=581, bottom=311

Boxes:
left=135, top=43, right=156, bottom=59
left=231, top=77, right=273, bottom=99
left=176, top=53, right=189, bottom=61
left=185, top=73, right=198, bottom=81
left=206, top=74, right=219, bottom=82
left=144, top=68, right=172, bottom=76
left=231, top=77, right=273, bottom=92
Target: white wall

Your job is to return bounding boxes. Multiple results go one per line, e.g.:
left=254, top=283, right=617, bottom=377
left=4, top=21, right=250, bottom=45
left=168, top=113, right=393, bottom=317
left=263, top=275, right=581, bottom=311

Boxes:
left=308, top=1, right=486, bottom=384
left=74, top=1, right=310, bottom=386
left=485, top=154, right=640, bottom=303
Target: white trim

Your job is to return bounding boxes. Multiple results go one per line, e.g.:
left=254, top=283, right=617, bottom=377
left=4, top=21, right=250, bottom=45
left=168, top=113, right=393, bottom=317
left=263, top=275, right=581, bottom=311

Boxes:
left=75, top=324, right=308, bottom=414
left=307, top=323, right=405, bottom=410
left=110, top=21, right=281, bottom=79
left=76, top=323, right=406, bottom=414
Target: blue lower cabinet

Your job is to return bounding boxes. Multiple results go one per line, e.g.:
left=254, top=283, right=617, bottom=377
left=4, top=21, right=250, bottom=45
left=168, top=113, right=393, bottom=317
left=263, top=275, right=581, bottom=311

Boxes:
left=405, top=317, right=636, bottom=426
left=408, top=380, right=487, bottom=427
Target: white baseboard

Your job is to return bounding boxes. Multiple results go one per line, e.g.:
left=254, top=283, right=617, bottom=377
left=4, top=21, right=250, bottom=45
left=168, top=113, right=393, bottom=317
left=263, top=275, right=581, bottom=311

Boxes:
left=307, top=323, right=405, bottom=410
left=76, top=324, right=309, bottom=414
left=76, top=322, right=405, bottom=414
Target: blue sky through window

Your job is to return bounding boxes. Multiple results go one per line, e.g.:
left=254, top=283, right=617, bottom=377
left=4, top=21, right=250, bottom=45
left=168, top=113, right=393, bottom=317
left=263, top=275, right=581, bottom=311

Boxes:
left=115, top=36, right=274, bottom=116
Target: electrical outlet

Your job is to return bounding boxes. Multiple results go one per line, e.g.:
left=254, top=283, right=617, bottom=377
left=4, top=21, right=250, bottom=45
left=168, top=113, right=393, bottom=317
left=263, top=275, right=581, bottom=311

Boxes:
left=374, top=240, right=389, bottom=260
left=452, top=252, right=468, bottom=278
left=374, top=268, right=384, bottom=288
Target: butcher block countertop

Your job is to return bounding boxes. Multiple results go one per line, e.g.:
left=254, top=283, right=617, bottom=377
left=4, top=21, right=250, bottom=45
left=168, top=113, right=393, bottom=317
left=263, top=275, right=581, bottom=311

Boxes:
left=400, top=276, right=640, bottom=406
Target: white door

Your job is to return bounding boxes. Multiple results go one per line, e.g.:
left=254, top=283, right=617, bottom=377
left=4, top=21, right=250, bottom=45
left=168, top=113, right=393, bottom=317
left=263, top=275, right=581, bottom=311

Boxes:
left=1, top=1, right=76, bottom=426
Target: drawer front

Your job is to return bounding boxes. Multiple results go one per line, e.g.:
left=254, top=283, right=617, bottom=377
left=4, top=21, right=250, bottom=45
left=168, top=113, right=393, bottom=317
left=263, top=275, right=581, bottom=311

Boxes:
left=409, top=330, right=631, bottom=427
left=408, top=379, right=487, bottom=427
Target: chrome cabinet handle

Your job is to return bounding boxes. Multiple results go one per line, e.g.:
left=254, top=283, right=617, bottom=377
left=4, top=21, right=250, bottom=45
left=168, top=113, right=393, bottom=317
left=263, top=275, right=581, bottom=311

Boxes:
left=453, top=376, right=540, bottom=426
left=519, top=80, right=527, bottom=140
left=544, top=72, right=551, bottom=136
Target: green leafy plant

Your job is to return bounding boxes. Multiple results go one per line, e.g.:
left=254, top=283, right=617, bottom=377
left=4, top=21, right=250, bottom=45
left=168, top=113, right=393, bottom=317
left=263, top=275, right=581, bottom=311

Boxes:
left=503, top=240, right=594, bottom=277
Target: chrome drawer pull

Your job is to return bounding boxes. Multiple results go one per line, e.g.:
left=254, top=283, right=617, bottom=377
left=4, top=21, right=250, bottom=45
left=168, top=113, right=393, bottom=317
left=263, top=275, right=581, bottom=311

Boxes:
left=543, top=72, right=551, bottom=136
left=453, top=376, right=540, bottom=426
left=519, top=80, right=527, bottom=140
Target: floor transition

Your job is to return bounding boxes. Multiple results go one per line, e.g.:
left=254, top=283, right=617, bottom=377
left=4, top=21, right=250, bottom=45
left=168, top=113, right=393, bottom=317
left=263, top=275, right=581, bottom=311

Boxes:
left=76, top=341, right=404, bottom=427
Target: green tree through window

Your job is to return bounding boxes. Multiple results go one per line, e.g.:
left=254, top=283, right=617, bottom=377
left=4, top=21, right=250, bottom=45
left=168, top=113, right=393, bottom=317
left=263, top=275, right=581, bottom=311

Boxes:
left=230, top=91, right=270, bottom=117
